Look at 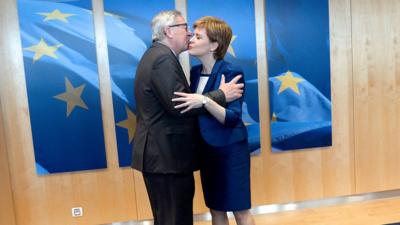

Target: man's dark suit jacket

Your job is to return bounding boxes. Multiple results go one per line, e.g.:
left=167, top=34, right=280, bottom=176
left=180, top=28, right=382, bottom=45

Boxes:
left=132, top=42, right=226, bottom=174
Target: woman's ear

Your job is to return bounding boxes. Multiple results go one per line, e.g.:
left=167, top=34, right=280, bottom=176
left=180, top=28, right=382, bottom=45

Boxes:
left=210, top=42, right=219, bottom=52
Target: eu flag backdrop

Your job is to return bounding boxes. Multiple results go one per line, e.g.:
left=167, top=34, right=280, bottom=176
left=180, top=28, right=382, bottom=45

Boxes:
left=103, top=0, right=175, bottom=167
left=266, top=0, right=332, bottom=151
left=17, top=0, right=107, bottom=174
left=269, top=72, right=332, bottom=151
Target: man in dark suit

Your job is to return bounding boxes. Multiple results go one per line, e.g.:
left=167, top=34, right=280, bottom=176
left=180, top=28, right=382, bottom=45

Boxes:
left=132, top=10, right=243, bottom=225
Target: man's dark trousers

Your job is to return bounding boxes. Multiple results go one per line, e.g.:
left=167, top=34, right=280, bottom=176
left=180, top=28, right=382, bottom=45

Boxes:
left=143, top=172, right=195, bottom=225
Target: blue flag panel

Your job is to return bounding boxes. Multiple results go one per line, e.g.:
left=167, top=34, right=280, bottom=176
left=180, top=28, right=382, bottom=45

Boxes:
left=103, top=0, right=175, bottom=167
left=187, top=0, right=261, bottom=153
left=17, top=0, right=107, bottom=174
left=265, top=0, right=332, bottom=151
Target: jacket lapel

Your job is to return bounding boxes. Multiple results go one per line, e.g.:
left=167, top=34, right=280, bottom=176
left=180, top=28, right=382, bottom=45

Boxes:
left=175, top=58, right=190, bottom=90
left=189, top=66, right=201, bottom=93
left=202, top=60, right=224, bottom=94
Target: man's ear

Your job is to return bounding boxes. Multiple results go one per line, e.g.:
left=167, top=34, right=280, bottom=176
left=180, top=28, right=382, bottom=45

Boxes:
left=164, top=27, right=173, bottom=39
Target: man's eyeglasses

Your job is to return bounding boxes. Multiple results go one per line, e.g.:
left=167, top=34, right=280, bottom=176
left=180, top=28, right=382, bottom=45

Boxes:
left=168, top=23, right=189, bottom=31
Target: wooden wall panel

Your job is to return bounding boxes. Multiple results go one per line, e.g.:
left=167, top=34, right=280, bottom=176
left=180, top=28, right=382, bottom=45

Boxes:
left=352, top=0, right=400, bottom=193
left=0, top=0, right=138, bottom=224
left=322, top=0, right=356, bottom=197
left=0, top=99, right=17, bottom=225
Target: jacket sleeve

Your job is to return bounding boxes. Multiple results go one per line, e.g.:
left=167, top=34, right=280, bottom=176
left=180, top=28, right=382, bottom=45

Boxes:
left=204, top=89, right=226, bottom=108
left=150, top=55, right=223, bottom=117
left=223, top=69, right=245, bottom=127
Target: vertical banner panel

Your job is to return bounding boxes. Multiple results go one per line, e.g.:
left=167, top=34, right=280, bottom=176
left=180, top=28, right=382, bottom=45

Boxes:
left=103, top=0, right=175, bottom=167
left=187, top=0, right=261, bottom=153
left=17, top=0, right=107, bottom=174
left=266, top=0, right=332, bottom=151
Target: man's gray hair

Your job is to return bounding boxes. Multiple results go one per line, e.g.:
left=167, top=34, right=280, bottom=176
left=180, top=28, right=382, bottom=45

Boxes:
left=152, top=10, right=182, bottom=42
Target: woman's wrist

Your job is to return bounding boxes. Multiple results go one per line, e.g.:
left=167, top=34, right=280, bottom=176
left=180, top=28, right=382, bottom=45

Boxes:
left=202, top=95, right=209, bottom=107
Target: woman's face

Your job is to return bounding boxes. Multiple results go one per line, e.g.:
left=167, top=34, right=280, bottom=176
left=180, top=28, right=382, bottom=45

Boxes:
left=188, top=27, right=217, bottom=57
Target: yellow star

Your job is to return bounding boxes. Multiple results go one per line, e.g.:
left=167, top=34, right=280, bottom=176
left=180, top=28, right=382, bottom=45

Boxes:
left=38, top=9, right=74, bottom=23
left=54, top=77, right=88, bottom=117
left=116, top=106, right=136, bottom=143
left=24, top=38, right=62, bottom=62
left=227, top=35, right=237, bottom=58
left=271, top=113, right=278, bottom=122
left=276, top=71, right=304, bottom=95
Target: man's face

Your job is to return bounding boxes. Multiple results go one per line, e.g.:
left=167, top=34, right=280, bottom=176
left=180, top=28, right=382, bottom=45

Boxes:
left=169, top=16, right=192, bottom=54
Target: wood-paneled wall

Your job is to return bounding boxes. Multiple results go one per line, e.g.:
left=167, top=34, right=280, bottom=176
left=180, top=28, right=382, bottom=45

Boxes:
left=0, top=99, right=16, bottom=225
left=353, top=0, right=400, bottom=193
left=0, top=0, right=399, bottom=224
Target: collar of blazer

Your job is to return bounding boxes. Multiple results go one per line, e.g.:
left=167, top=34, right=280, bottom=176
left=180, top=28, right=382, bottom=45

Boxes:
left=152, top=42, right=190, bottom=90
left=192, top=59, right=225, bottom=94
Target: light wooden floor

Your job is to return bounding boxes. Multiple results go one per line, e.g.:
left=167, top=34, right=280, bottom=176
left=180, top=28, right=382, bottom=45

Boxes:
left=194, top=197, right=400, bottom=225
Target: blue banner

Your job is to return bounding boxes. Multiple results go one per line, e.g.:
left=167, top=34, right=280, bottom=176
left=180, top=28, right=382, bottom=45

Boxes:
left=266, top=0, right=332, bottom=151
left=17, top=0, right=107, bottom=174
